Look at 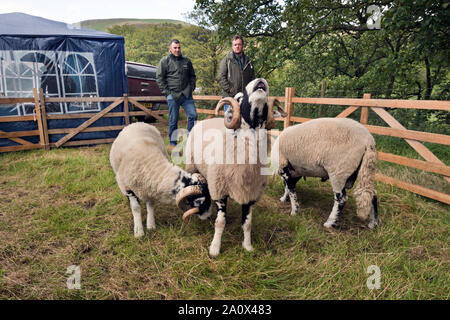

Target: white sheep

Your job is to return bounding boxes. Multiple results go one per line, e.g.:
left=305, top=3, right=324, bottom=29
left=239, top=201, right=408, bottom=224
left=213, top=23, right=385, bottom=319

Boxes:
left=271, top=117, right=379, bottom=229
left=110, top=122, right=212, bottom=238
left=185, top=78, right=286, bottom=257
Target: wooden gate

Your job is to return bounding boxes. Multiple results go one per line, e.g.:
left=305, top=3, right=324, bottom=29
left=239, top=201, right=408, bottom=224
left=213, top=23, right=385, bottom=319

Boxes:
left=1, top=88, right=449, bottom=204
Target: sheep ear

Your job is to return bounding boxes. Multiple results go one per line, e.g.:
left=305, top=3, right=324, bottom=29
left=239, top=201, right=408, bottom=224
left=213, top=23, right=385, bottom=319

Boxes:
left=192, top=173, right=207, bottom=184
left=273, top=110, right=282, bottom=119
left=272, top=99, right=287, bottom=118
left=224, top=106, right=234, bottom=123
left=234, top=92, right=244, bottom=103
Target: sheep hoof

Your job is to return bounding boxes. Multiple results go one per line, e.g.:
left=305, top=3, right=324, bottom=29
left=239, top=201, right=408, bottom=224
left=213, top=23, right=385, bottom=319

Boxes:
left=134, top=229, right=145, bottom=238
left=290, top=206, right=299, bottom=216
left=243, top=242, right=254, bottom=252
left=323, top=221, right=338, bottom=229
left=280, top=195, right=289, bottom=202
left=368, top=219, right=380, bottom=229
left=209, top=245, right=220, bottom=258
left=147, top=225, right=156, bottom=231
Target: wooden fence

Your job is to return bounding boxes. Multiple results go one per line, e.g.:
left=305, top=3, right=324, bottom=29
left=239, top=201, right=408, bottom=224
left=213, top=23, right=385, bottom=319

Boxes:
left=0, top=88, right=449, bottom=204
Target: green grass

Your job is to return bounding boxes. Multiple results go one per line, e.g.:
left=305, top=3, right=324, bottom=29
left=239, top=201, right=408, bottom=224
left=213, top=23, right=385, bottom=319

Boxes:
left=0, top=133, right=449, bottom=299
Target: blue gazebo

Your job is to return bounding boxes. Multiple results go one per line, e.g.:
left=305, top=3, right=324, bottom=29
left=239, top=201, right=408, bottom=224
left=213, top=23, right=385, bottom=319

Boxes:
left=0, top=12, right=128, bottom=146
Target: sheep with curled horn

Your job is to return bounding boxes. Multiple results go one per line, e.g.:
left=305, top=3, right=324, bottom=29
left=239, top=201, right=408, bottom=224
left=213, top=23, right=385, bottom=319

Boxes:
left=214, top=79, right=287, bottom=130
left=110, top=122, right=212, bottom=238
left=185, top=78, right=287, bottom=257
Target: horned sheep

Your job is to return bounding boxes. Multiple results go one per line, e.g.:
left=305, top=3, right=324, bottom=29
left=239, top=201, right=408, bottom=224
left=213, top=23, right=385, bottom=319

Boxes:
left=271, top=117, right=379, bottom=229
left=185, top=78, right=286, bottom=257
left=110, top=122, right=212, bottom=238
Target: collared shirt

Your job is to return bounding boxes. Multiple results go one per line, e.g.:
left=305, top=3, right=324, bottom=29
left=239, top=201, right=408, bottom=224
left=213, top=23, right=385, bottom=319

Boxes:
left=233, top=52, right=246, bottom=70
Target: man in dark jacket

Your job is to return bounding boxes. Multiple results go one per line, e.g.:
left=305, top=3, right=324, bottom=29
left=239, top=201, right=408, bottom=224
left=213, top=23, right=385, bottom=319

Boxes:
left=156, top=39, right=197, bottom=147
left=217, top=36, right=255, bottom=104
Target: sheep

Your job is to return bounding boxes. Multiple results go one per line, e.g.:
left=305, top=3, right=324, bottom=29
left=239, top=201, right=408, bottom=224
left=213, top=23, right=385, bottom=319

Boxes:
left=110, top=122, right=212, bottom=238
left=271, top=117, right=379, bottom=229
left=185, top=78, right=287, bottom=257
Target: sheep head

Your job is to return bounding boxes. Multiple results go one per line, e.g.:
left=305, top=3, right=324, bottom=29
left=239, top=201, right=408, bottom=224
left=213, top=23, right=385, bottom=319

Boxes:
left=215, top=78, right=286, bottom=130
left=175, top=173, right=211, bottom=222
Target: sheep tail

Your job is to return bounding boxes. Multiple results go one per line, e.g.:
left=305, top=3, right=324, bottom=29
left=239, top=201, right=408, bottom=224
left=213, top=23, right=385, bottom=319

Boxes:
left=353, top=142, right=378, bottom=221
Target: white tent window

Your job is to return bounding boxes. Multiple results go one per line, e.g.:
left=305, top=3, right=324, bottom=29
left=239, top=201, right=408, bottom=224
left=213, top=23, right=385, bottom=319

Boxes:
left=0, top=50, right=62, bottom=116
left=59, top=52, right=100, bottom=113
left=0, top=50, right=100, bottom=117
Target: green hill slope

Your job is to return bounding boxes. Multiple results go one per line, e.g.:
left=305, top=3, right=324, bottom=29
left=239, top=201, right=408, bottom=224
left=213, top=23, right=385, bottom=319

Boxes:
left=79, top=18, right=190, bottom=32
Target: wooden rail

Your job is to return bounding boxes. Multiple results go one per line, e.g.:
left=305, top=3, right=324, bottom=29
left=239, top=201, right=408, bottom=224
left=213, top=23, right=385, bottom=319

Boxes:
left=0, top=88, right=449, bottom=204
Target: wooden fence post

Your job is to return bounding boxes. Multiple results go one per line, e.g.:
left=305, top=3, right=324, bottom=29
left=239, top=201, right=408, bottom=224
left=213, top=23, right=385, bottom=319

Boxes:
left=360, top=93, right=371, bottom=124
left=33, top=88, right=44, bottom=148
left=39, top=89, right=49, bottom=150
left=319, top=80, right=326, bottom=118
left=33, top=88, right=49, bottom=150
left=284, top=87, right=294, bottom=130
left=123, top=94, right=130, bottom=126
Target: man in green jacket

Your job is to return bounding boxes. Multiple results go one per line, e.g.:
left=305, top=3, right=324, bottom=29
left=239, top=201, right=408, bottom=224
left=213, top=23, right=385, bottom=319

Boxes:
left=156, top=39, right=197, bottom=147
left=217, top=36, right=255, bottom=110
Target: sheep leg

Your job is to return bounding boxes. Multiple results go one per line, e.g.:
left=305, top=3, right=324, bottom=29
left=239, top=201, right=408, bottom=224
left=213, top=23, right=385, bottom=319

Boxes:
left=146, top=201, right=156, bottom=231
left=241, top=201, right=255, bottom=252
left=279, top=165, right=300, bottom=215
left=280, top=184, right=290, bottom=202
left=127, top=191, right=144, bottom=238
left=209, top=197, right=227, bottom=258
left=368, top=195, right=380, bottom=229
left=323, top=189, right=348, bottom=229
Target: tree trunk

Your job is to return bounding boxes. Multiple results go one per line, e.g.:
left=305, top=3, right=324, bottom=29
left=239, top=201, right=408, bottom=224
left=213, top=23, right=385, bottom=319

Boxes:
left=416, top=81, right=422, bottom=100
left=386, top=74, right=395, bottom=99
left=424, top=57, right=432, bottom=100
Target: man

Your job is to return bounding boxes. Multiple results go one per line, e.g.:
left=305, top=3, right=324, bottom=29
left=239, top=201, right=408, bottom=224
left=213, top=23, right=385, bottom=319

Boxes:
left=217, top=35, right=255, bottom=106
left=156, top=39, right=197, bottom=148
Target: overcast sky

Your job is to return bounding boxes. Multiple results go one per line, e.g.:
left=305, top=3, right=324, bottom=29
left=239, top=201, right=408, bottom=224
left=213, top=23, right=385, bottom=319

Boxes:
left=0, top=0, right=197, bottom=23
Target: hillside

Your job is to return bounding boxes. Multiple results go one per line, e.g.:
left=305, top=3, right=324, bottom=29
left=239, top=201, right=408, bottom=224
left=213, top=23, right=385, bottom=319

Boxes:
left=79, top=18, right=190, bottom=32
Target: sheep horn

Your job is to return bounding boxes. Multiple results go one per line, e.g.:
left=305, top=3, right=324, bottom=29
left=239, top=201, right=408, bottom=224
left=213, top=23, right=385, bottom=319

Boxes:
left=272, top=98, right=288, bottom=117
left=266, top=98, right=287, bottom=130
left=175, top=185, right=203, bottom=208
left=215, top=97, right=241, bottom=129
left=182, top=207, right=199, bottom=222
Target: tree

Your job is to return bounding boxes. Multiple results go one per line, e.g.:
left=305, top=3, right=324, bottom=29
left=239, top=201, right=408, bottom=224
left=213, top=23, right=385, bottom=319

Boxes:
left=109, top=22, right=225, bottom=95
left=191, top=0, right=449, bottom=99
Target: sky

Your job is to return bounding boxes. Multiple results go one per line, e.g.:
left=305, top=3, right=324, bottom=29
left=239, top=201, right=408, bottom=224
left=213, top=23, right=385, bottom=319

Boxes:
left=0, top=0, right=197, bottom=24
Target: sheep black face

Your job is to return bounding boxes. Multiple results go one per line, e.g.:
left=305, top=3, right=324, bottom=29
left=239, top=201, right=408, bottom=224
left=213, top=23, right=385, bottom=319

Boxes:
left=176, top=175, right=212, bottom=221
left=215, top=78, right=287, bottom=130
left=179, top=190, right=212, bottom=221
left=238, top=78, right=269, bottom=129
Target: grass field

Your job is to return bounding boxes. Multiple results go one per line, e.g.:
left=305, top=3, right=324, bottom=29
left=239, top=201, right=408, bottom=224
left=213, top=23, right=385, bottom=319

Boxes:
left=0, top=122, right=449, bottom=300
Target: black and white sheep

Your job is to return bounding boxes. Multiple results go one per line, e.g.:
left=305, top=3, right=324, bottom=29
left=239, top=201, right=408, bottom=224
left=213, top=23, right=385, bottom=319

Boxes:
left=110, top=122, right=212, bottom=238
left=185, top=78, right=286, bottom=257
left=271, top=117, right=379, bottom=229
